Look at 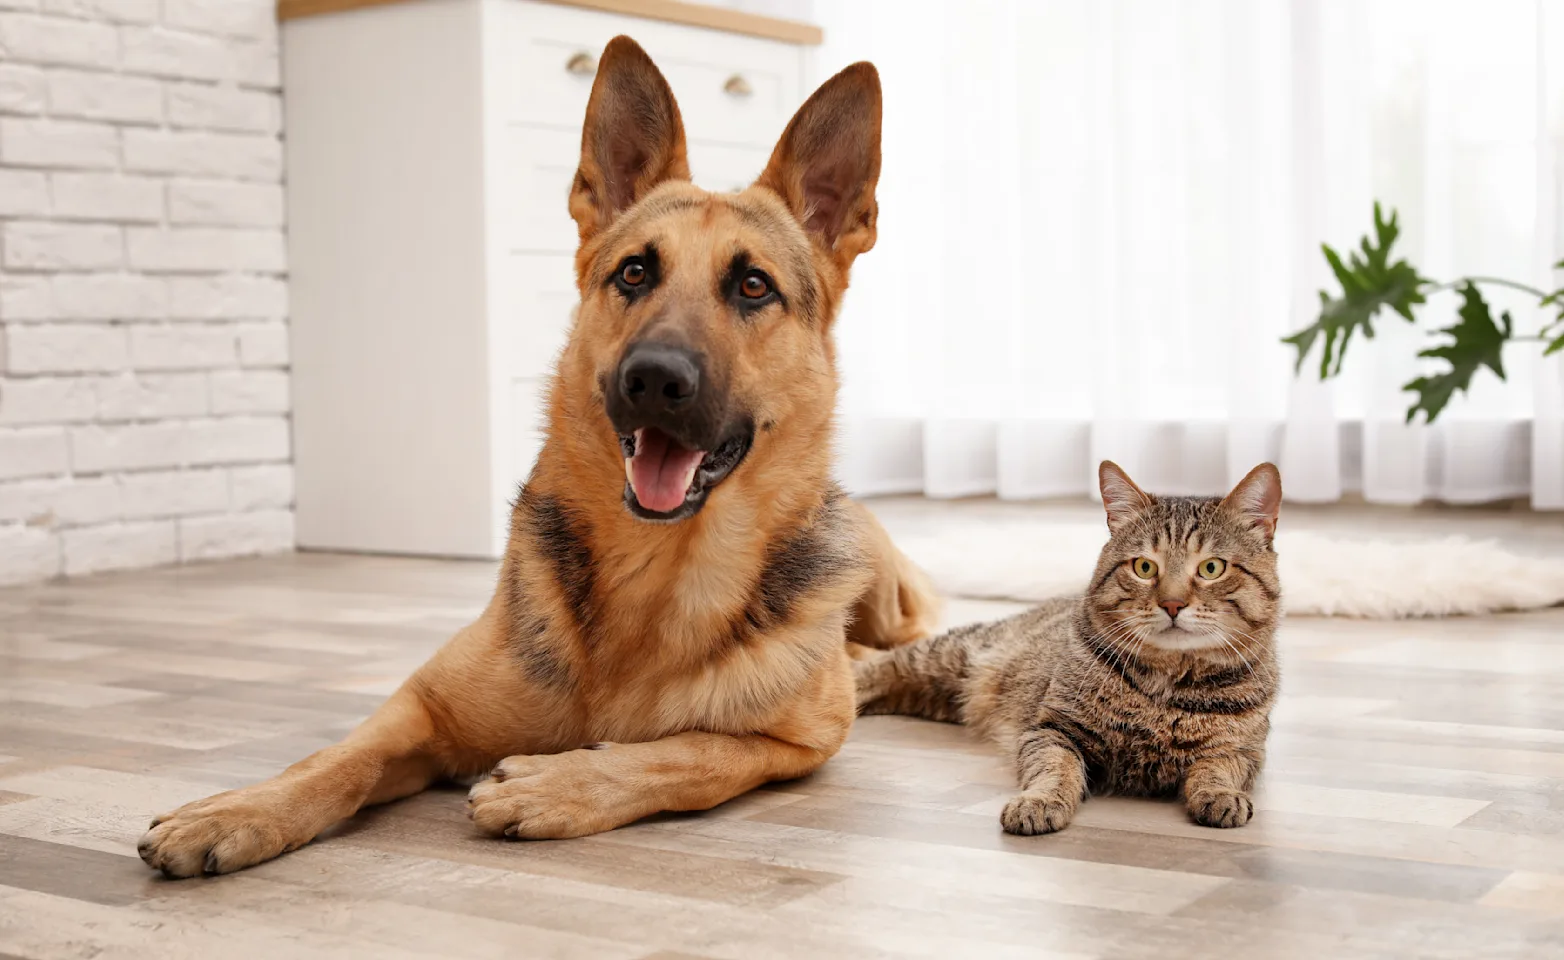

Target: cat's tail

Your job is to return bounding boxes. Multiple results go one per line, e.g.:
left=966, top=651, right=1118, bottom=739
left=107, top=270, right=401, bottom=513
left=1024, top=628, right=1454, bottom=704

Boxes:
left=853, top=619, right=993, bottom=724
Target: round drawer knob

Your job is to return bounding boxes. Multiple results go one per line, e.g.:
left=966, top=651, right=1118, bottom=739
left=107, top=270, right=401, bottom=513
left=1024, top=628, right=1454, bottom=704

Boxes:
left=723, top=74, right=753, bottom=97
left=566, top=51, right=598, bottom=76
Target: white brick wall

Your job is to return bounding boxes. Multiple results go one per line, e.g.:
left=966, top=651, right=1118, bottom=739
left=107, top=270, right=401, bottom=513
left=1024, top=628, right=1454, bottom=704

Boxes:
left=52, top=172, right=164, bottom=221
left=3, top=220, right=123, bottom=269
left=62, top=518, right=176, bottom=574
left=0, top=117, right=120, bottom=168
left=0, top=0, right=289, bottom=584
left=0, top=65, right=49, bottom=115
left=122, top=127, right=280, bottom=179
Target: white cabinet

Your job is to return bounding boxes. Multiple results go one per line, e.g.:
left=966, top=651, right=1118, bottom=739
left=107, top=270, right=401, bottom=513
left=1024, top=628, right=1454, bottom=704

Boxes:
left=284, top=0, right=814, bottom=558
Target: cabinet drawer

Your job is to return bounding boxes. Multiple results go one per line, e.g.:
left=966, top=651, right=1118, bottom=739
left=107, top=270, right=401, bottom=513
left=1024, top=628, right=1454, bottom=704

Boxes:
left=686, top=141, right=770, bottom=195
left=498, top=125, right=580, bottom=254
left=490, top=0, right=802, bottom=147
left=499, top=130, right=773, bottom=253
left=500, top=253, right=577, bottom=380
left=659, top=56, right=792, bottom=147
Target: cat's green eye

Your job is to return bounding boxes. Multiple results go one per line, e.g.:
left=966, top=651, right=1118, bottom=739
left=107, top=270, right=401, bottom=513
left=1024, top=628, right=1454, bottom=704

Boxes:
left=1131, top=557, right=1158, bottom=579
left=1198, top=558, right=1227, bottom=580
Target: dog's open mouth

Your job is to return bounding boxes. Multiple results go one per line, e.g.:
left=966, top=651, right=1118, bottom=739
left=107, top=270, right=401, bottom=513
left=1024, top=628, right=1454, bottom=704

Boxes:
left=620, top=424, right=753, bottom=522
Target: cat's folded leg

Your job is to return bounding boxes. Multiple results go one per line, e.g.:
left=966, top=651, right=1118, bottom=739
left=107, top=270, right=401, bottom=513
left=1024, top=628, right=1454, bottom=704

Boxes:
left=1000, top=724, right=1089, bottom=836
left=1182, top=750, right=1262, bottom=828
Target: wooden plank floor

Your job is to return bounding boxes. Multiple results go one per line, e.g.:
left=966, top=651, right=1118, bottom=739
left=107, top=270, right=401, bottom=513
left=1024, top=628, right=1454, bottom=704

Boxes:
left=2, top=503, right=1564, bottom=958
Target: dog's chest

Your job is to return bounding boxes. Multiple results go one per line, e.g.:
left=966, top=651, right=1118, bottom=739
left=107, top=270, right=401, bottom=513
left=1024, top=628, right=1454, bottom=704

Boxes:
left=588, top=627, right=838, bottom=742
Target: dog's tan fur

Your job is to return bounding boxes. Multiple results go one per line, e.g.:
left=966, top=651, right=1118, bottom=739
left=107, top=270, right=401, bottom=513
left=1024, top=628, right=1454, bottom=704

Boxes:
left=137, top=37, right=937, bottom=877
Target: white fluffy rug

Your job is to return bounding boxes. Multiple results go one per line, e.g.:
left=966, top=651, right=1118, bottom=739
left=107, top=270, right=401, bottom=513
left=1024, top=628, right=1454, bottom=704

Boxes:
left=897, top=524, right=1564, bottom=619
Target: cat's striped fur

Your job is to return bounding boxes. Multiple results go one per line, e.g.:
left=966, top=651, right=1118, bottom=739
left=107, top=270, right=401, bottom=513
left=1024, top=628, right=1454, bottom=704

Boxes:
left=856, top=461, right=1283, bottom=834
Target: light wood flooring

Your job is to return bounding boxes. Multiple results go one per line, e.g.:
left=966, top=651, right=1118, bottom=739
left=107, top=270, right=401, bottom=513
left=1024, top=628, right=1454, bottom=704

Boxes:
left=1, top=499, right=1563, bottom=958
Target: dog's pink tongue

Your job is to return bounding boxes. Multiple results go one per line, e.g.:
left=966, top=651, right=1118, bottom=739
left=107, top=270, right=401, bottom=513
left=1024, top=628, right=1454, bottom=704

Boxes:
left=627, top=428, right=705, bottom=513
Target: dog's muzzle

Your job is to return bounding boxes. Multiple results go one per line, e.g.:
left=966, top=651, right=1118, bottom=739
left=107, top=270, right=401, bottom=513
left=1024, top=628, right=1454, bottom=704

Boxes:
left=605, top=341, right=753, bottom=523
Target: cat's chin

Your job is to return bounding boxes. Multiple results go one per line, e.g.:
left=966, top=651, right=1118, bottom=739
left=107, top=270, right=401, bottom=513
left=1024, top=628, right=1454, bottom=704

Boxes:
left=1145, top=625, right=1228, bottom=653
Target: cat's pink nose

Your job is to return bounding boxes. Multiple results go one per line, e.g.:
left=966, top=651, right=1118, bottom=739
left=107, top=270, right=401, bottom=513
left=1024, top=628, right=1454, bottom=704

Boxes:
left=1160, top=599, right=1187, bottom=618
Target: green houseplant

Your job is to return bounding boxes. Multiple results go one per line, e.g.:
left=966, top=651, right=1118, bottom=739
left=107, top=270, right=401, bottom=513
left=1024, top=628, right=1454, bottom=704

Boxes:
left=1282, top=203, right=1564, bottom=423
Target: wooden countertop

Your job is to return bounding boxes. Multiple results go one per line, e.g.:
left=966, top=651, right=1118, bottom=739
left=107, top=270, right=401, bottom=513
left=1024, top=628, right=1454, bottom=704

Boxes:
left=276, top=0, right=823, bottom=45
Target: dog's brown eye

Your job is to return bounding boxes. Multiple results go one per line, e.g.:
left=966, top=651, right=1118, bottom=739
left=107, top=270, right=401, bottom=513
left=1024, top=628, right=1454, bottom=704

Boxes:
left=740, top=271, right=770, bottom=299
left=620, top=261, right=646, bottom=286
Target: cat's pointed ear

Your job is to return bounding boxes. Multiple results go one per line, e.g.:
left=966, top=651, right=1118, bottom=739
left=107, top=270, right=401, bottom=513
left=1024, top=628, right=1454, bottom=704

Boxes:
left=569, top=36, right=690, bottom=243
left=1221, top=463, right=1282, bottom=541
left=754, top=61, right=882, bottom=272
left=1099, top=461, right=1152, bottom=533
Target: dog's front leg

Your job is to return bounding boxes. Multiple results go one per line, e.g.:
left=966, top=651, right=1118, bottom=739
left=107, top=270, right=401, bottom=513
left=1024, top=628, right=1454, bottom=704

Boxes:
left=137, top=685, right=446, bottom=877
left=465, top=730, right=837, bottom=839
left=136, top=606, right=560, bottom=877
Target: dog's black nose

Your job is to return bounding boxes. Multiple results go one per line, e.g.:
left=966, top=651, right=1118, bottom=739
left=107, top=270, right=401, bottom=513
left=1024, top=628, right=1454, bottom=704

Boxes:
left=618, top=342, right=700, bottom=412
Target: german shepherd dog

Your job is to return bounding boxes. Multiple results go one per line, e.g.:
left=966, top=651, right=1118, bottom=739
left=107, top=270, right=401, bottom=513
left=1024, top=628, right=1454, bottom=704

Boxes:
left=137, top=37, right=937, bottom=877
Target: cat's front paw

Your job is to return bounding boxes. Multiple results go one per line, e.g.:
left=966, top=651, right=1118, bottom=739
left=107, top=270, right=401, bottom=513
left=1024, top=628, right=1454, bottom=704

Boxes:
left=1188, top=790, right=1254, bottom=828
left=1000, top=791, right=1076, bottom=836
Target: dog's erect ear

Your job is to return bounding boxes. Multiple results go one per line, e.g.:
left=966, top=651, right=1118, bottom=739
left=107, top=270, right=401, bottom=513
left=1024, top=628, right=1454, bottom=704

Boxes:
left=568, top=36, right=690, bottom=243
left=1099, top=461, right=1152, bottom=533
left=755, top=62, right=882, bottom=270
left=1221, top=462, right=1282, bottom=541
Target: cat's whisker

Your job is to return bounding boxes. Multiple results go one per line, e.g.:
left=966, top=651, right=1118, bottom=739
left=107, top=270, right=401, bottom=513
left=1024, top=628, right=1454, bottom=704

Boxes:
left=1104, top=614, right=1158, bottom=679
left=1093, top=615, right=1149, bottom=662
left=1128, top=618, right=1155, bottom=666
left=1217, top=637, right=1278, bottom=685
left=1082, top=614, right=1156, bottom=705
left=1097, top=617, right=1147, bottom=654
left=1214, top=633, right=1254, bottom=675
left=1085, top=628, right=1140, bottom=700
left=1213, top=622, right=1276, bottom=666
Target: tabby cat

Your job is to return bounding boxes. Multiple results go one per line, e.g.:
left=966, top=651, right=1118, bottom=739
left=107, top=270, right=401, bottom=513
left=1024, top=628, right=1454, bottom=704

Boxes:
left=855, top=460, right=1283, bottom=835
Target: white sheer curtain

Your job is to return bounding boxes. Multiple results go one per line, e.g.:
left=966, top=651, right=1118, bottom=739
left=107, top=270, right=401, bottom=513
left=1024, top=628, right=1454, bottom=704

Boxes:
left=817, top=0, right=1564, bottom=507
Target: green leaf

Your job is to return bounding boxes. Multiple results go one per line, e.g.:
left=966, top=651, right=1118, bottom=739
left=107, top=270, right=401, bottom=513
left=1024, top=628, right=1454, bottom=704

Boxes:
left=1544, top=283, right=1564, bottom=344
left=1543, top=288, right=1563, bottom=329
left=1402, top=282, right=1512, bottom=423
left=1281, top=203, right=1429, bottom=378
left=1546, top=259, right=1564, bottom=340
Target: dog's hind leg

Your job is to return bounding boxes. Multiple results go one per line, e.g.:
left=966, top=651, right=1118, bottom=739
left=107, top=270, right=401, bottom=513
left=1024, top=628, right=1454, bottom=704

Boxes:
left=844, top=499, right=941, bottom=650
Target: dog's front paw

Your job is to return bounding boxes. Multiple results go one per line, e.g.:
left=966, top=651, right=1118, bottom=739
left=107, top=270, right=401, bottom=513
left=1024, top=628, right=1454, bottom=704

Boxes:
left=466, top=751, right=617, bottom=840
left=1188, top=789, right=1254, bottom=829
left=138, top=789, right=301, bottom=878
left=1000, top=790, right=1077, bottom=836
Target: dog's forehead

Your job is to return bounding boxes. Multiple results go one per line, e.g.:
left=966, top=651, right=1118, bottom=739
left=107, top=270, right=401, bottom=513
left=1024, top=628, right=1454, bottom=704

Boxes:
left=592, top=183, right=814, bottom=273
